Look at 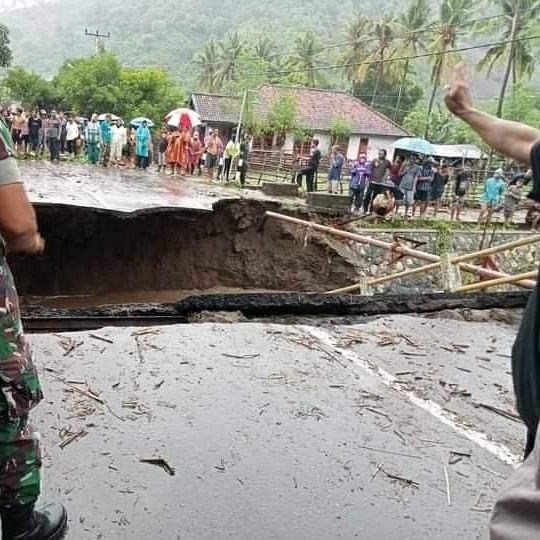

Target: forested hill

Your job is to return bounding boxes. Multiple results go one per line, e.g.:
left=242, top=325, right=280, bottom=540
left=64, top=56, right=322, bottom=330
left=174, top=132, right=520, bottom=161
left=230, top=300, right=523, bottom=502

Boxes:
left=3, top=0, right=427, bottom=77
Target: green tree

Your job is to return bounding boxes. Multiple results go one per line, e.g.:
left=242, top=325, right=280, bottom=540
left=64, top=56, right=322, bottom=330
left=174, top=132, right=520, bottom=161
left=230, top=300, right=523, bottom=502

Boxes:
left=268, top=95, right=297, bottom=133
left=341, top=15, right=372, bottom=86
left=193, top=40, right=220, bottom=93
left=217, top=32, right=245, bottom=87
left=475, top=0, right=540, bottom=118
left=394, top=0, right=430, bottom=121
left=54, top=51, right=122, bottom=115
left=0, top=23, right=12, bottom=68
left=294, top=31, right=323, bottom=87
left=425, top=0, right=474, bottom=138
left=2, top=66, right=58, bottom=109
left=254, top=36, right=274, bottom=59
left=331, top=117, right=351, bottom=144
left=353, top=68, right=423, bottom=124
left=119, top=67, right=184, bottom=122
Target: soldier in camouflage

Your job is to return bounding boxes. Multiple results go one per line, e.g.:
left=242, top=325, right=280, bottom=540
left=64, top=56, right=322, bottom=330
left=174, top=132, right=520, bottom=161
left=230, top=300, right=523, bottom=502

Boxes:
left=0, top=117, right=67, bottom=538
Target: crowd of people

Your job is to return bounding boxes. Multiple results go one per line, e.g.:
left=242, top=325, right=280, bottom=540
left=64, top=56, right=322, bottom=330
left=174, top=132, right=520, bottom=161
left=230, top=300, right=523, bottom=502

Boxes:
left=290, top=139, right=534, bottom=225
left=0, top=107, right=252, bottom=186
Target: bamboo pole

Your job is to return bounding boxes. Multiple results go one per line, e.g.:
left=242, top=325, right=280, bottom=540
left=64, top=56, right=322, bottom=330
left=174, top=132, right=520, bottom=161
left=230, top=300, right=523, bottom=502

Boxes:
left=265, top=211, right=537, bottom=289
left=328, top=234, right=540, bottom=294
left=455, top=270, right=538, bottom=293
left=328, top=262, right=442, bottom=294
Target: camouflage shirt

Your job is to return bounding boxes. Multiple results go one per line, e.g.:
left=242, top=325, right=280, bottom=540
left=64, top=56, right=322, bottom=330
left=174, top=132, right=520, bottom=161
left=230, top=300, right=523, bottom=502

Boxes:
left=0, top=117, right=15, bottom=159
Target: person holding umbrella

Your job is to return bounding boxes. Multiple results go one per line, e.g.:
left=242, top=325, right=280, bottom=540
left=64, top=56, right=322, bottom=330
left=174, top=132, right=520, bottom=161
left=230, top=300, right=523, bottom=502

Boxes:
left=178, top=125, right=190, bottom=175
left=135, top=120, right=151, bottom=170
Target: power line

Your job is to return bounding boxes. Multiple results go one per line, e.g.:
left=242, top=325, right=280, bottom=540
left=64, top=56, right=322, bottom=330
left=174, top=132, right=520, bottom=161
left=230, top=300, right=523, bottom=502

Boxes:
left=185, top=6, right=540, bottom=72
left=251, top=34, right=540, bottom=77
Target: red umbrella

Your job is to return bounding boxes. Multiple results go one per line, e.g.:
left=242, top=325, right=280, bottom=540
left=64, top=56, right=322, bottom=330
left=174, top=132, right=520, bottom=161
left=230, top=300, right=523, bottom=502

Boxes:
left=165, top=108, right=202, bottom=129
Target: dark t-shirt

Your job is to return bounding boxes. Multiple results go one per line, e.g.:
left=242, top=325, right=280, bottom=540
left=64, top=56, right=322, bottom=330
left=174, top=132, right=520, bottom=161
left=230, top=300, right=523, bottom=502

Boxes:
left=158, top=137, right=168, bottom=153
left=371, top=158, right=392, bottom=182
left=28, top=117, right=42, bottom=138
left=307, top=148, right=321, bottom=169
left=512, top=140, right=540, bottom=456
left=454, top=172, right=471, bottom=196
left=432, top=172, right=449, bottom=193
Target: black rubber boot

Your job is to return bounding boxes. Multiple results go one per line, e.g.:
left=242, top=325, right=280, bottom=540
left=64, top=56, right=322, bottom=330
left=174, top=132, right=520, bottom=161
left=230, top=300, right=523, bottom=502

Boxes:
left=1, top=502, right=67, bottom=539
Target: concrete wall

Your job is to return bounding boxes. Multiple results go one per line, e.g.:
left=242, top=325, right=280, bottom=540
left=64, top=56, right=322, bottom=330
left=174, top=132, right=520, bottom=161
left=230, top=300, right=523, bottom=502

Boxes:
left=329, top=229, right=538, bottom=295
left=283, top=132, right=295, bottom=153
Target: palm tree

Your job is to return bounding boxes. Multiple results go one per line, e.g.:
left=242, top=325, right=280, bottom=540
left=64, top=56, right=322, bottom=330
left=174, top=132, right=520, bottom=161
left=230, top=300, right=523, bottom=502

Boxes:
left=255, top=36, right=274, bottom=60
left=341, top=14, right=372, bottom=86
left=294, top=31, right=320, bottom=87
left=475, top=0, right=540, bottom=118
left=340, top=15, right=398, bottom=106
left=394, top=0, right=431, bottom=121
left=217, top=32, right=245, bottom=86
left=366, top=16, right=399, bottom=106
left=193, top=40, right=220, bottom=93
left=425, top=0, right=474, bottom=138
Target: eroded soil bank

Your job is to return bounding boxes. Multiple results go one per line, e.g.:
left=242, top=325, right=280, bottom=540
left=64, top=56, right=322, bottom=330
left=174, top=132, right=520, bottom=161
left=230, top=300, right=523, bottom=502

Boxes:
left=13, top=199, right=358, bottom=298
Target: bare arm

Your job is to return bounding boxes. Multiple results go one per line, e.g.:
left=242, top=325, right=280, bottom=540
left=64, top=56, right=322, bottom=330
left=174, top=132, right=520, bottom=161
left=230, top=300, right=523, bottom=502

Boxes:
left=0, top=183, right=44, bottom=254
left=444, top=64, right=540, bottom=165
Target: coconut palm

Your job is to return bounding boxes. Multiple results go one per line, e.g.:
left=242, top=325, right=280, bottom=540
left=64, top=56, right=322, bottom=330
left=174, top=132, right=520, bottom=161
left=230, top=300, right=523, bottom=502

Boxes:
left=394, top=0, right=431, bottom=120
left=341, top=14, right=372, bottom=85
left=193, top=40, right=220, bottom=93
left=294, top=31, right=321, bottom=87
left=340, top=15, right=398, bottom=106
left=255, top=36, right=274, bottom=60
left=424, top=0, right=474, bottom=138
left=216, top=32, right=245, bottom=86
left=475, top=0, right=540, bottom=118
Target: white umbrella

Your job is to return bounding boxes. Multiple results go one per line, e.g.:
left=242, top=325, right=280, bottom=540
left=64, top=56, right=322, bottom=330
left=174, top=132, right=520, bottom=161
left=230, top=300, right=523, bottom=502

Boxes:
left=98, top=113, right=120, bottom=121
left=165, top=108, right=201, bottom=129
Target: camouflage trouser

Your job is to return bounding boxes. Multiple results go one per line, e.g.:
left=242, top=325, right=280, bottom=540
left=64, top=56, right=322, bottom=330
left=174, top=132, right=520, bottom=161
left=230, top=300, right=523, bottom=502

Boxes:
left=0, top=256, right=43, bottom=506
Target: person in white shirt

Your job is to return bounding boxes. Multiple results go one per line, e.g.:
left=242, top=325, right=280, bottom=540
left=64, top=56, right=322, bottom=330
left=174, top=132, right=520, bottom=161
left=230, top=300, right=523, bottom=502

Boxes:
left=65, top=117, right=79, bottom=155
left=110, top=119, right=127, bottom=167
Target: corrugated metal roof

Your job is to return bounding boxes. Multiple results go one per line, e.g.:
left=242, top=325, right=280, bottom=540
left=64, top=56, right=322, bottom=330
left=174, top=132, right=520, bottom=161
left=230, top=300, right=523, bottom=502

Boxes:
left=431, top=144, right=484, bottom=160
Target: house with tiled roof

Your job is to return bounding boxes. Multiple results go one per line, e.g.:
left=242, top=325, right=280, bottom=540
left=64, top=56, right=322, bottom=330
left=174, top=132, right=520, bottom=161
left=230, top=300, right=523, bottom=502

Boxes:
left=189, top=85, right=409, bottom=159
left=188, top=93, right=241, bottom=141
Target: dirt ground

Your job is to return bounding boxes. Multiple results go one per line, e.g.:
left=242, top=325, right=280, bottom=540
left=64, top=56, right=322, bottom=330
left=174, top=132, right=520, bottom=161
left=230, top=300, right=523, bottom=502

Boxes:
left=30, top=314, right=522, bottom=539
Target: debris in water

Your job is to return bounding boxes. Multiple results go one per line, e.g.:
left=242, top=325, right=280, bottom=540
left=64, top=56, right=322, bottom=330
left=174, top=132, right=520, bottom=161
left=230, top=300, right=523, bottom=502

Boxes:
left=154, top=379, right=165, bottom=389
left=140, top=457, right=175, bottom=476
left=379, top=465, right=419, bottom=489
left=443, top=463, right=451, bottom=506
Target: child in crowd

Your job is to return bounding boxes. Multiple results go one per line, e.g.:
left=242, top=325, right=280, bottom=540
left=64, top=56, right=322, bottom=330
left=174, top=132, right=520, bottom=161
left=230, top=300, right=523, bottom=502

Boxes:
left=158, top=129, right=169, bottom=173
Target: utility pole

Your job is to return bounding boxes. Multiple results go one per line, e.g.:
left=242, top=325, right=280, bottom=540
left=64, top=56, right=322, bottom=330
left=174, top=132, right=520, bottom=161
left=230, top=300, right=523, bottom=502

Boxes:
left=84, top=28, right=110, bottom=55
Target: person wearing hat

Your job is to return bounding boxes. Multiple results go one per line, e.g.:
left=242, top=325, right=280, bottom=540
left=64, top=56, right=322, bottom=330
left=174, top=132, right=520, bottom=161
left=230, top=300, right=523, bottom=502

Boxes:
left=478, top=167, right=506, bottom=225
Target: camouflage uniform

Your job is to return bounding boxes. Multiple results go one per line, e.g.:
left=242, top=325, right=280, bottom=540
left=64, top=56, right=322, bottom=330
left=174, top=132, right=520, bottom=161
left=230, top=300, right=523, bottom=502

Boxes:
left=0, top=117, right=43, bottom=507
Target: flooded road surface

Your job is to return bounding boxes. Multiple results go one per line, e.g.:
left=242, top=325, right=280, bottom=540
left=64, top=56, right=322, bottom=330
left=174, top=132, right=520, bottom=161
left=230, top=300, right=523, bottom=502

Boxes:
left=20, top=161, right=255, bottom=214
left=30, top=315, right=520, bottom=539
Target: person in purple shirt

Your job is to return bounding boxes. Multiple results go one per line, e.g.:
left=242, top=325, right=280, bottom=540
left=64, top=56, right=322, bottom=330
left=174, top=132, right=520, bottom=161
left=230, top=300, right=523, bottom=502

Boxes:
left=349, top=153, right=372, bottom=212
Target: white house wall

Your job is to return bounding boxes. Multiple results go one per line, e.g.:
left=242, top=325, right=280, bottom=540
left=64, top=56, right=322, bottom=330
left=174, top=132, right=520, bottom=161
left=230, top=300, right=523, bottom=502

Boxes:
left=314, top=132, right=332, bottom=155
left=347, top=135, right=361, bottom=160
left=366, top=136, right=399, bottom=161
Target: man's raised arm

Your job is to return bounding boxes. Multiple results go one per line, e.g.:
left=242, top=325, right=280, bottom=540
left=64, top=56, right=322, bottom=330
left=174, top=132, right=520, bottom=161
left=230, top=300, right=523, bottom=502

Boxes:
left=444, top=64, right=540, bottom=165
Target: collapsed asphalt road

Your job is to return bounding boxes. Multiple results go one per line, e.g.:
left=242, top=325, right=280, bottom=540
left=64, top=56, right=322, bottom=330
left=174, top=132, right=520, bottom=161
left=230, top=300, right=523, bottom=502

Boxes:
left=30, top=314, right=521, bottom=539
